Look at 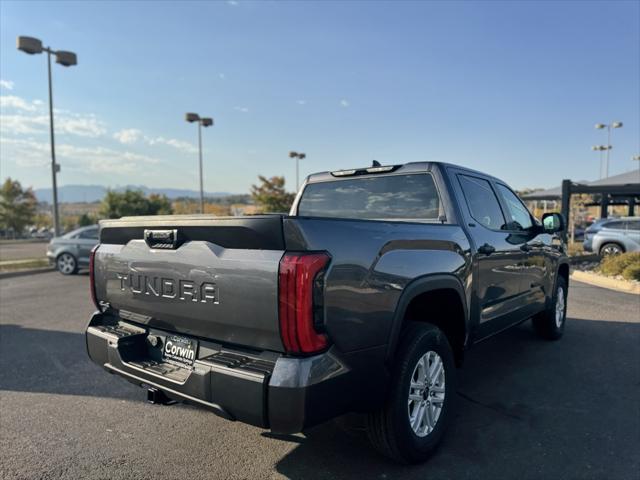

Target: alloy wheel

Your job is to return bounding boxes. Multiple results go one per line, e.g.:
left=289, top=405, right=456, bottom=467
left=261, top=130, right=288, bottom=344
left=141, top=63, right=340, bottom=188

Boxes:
left=555, top=286, right=566, bottom=328
left=57, top=253, right=76, bottom=274
left=407, top=350, right=445, bottom=437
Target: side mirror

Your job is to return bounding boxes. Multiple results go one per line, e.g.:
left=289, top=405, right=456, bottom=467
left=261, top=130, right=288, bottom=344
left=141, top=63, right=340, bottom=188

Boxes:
left=542, top=212, right=565, bottom=233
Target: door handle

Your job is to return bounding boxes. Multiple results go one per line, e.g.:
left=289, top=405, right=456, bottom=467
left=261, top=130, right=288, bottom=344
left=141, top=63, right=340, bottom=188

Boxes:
left=478, top=243, right=496, bottom=255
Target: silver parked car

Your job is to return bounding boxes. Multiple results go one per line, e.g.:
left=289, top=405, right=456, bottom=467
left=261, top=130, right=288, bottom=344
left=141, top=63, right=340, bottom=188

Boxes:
left=584, top=217, right=640, bottom=256
left=47, top=225, right=99, bottom=274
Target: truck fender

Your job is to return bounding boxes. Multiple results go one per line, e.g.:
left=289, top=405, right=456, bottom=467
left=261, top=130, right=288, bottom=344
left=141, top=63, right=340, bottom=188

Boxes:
left=385, top=273, right=469, bottom=363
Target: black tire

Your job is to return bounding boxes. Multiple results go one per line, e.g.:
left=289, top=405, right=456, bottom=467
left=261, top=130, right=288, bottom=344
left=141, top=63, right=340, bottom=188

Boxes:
left=366, top=322, right=456, bottom=464
left=532, top=276, right=567, bottom=340
left=599, top=242, right=624, bottom=256
left=56, top=252, right=78, bottom=275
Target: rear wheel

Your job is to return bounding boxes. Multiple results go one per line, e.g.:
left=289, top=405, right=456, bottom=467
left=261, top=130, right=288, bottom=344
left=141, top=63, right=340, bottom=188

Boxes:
left=56, top=253, right=78, bottom=275
left=366, top=323, right=455, bottom=463
left=532, top=276, right=567, bottom=340
left=599, top=242, right=624, bottom=256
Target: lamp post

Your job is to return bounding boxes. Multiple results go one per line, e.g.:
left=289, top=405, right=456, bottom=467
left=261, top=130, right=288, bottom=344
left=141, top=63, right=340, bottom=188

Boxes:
left=633, top=155, right=640, bottom=173
left=17, top=36, right=77, bottom=237
left=591, top=145, right=612, bottom=179
left=595, top=121, right=623, bottom=178
left=185, top=113, right=214, bottom=213
left=289, top=151, right=306, bottom=190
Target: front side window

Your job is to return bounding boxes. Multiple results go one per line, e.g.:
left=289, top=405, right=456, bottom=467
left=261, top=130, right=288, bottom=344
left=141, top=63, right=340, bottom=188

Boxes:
left=458, top=175, right=506, bottom=230
left=496, top=184, right=533, bottom=230
left=297, top=174, right=441, bottom=221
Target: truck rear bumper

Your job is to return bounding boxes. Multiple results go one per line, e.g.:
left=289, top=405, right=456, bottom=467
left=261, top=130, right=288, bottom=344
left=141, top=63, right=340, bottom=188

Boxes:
left=85, top=312, right=372, bottom=434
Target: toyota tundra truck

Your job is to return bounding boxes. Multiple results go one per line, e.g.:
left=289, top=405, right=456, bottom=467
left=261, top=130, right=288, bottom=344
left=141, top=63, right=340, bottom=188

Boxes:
left=86, top=162, right=569, bottom=463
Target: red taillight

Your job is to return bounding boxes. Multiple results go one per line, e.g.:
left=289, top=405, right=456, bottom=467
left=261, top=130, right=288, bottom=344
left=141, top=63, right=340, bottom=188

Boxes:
left=89, top=244, right=100, bottom=310
left=278, top=252, right=330, bottom=355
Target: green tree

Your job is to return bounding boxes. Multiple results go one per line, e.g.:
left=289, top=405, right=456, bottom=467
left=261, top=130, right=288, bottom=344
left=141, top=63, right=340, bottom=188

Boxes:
left=99, top=190, right=173, bottom=219
left=0, top=178, right=37, bottom=236
left=250, top=176, right=295, bottom=213
left=77, top=213, right=96, bottom=227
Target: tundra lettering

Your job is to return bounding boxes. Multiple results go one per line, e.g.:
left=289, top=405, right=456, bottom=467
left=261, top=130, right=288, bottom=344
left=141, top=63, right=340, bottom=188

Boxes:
left=87, top=162, right=569, bottom=464
left=116, top=272, right=218, bottom=304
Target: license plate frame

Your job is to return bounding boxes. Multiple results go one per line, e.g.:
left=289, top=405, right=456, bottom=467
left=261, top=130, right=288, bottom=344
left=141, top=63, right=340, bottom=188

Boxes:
left=162, top=334, right=198, bottom=367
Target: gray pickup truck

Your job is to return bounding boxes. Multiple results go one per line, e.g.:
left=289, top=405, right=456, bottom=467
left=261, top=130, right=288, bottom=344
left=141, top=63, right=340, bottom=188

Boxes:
left=86, top=162, right=569, bottom=463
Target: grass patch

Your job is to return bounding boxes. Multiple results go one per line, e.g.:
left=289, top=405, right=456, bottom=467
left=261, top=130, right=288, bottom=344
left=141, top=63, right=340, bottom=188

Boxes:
left=0, top=258, right=50, bottom=272
left=598, top=252, right=640, bottom=281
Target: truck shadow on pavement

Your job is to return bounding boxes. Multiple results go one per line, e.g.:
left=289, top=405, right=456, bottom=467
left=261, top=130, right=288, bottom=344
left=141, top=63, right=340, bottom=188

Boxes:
left=0, top=323, right=140, bottom=401
left=274, top=317, right=640, bottom=480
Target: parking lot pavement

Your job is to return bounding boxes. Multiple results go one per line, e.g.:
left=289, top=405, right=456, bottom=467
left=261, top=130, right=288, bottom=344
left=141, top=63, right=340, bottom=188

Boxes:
left=1, top=272, right=638, bottom=480
left=0, top=240, right=47, bottom=261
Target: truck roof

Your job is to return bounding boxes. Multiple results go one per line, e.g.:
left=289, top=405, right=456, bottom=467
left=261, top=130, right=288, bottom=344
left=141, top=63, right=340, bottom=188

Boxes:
left=305, top=161, right=503, bottom=185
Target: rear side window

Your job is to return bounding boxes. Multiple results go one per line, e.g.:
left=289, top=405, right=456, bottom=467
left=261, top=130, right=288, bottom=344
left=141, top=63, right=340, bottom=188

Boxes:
left=626, top=221, right=640, bottom=231
left=458, top=175, right=506, bottom=230
left=298, top=174, right=441, bottom=220
left=79, top=229, right=98, bottom=240
left=604, top=221, right=625, bottom=230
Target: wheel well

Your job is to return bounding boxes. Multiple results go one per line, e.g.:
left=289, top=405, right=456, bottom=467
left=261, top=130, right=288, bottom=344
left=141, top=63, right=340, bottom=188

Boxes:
left=403, top=288, right=466, bottom=366
left=558, top=263, right=569, bottom=286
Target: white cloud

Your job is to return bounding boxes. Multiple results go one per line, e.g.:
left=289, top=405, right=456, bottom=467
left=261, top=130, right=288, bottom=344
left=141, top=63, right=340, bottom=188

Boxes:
left=0, top=80, right=14, bottom=90
left=296, top=100, right=307, bottom=105
left=1, top=95, right=39, bottom=111
left=218, top=73, right=225, bottom=80
left=113, top=127, right=196, bottom=153
left=113, top=128, right=143, bottom=144
left=340, top=99, right=350, bottom=108
left=227, top=0, right=239, bottom=5
left=0, top=95, right=106, bottom=137
left=234, top=106, right=249, bottom=113
left=57, top=113, right=106, bottom=137
left=146, top=136, right=197, bottom=153
left=1, top=137, right=159, bottom=174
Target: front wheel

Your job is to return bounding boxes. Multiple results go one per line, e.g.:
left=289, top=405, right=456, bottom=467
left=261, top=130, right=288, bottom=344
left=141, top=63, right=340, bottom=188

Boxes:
left=532, top=276, right=567, bottom=340
left=56, top=253, right=78, bottom=275
left=366, top=323, right=455, bottom=463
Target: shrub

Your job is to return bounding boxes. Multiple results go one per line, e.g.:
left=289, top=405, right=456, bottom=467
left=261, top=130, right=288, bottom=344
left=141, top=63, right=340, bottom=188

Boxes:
left=599, top=252, right=640, bottom=278
left=567, top=242, right=584, bottom=257
left=622, top=263, right=640, bottom=281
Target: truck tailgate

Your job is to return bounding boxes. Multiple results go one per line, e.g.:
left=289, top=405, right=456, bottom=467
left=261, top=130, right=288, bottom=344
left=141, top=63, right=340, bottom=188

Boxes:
left=93, top=215, right=286, bottom=352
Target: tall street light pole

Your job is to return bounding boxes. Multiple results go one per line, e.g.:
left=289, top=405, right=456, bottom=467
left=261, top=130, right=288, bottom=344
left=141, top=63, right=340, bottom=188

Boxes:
left=186, top=113, right=214, bottom=213
left=17, top=36, right=77, bottom=237
left=591, top=145, right=611, bottom=179
left=595, top=121, right=623, bottom=178
left=289, top=151, right=306, bottom=190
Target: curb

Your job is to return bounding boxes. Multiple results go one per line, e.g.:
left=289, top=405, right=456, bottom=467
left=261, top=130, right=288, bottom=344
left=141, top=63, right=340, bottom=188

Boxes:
left=0, top=266, right=55, bottom=280
left=570, top=270, right=640, bottom=295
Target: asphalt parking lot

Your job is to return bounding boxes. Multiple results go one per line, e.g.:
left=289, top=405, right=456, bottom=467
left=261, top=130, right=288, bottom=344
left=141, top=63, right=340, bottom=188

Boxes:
left=0, top=271, right=638, bottom=480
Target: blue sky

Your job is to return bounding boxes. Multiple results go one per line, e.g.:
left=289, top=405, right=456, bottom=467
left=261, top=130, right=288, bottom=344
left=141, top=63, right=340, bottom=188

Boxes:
left=1, top=0, right=638, bottom=194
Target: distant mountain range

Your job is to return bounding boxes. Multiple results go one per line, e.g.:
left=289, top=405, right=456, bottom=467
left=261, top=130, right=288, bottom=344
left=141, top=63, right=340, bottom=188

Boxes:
left=34, top=185, right=236, bottom=203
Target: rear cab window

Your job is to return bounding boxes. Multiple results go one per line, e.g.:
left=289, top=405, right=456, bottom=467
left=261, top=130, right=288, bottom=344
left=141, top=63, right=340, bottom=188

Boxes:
left=297, top=173, right=442, bottom=221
